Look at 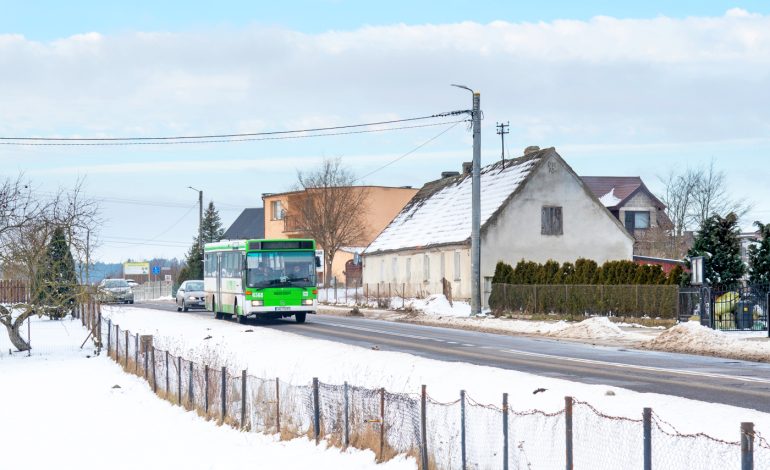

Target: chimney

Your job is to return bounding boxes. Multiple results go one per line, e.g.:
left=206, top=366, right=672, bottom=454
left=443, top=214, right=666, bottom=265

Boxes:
left=462, top=162, right=472, bottom=175
left=441, top=171, right=460, bottom=179
left=524, top=145, right=540, bottom=155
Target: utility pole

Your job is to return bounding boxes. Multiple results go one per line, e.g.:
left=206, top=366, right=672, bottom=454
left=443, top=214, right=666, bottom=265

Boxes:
left=452, top=84, right=482, bottom=316
left=496, top=122, right=509, bottom=169
left=189, top=186, right=204, bottom=265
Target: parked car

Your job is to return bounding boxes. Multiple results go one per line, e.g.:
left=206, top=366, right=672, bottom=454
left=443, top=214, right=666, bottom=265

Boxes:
left=176, top=280, right=205, bottom=312
left=127, top=279, right=139, bottom=288
left=98, top=278, right=134, bottom=304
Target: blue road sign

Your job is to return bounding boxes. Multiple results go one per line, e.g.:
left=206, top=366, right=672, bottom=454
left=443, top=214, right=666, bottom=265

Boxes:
left=151, top=266, right=161, bottom=275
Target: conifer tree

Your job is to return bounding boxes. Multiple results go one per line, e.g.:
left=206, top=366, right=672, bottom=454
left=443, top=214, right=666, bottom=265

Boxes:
left=687, top=212, right=745, bottom=286
left=179, top=201, right=225, bottom=283
left=34, top=226, right=78, bottom=318
left=748, top=221, right=770, bottom=285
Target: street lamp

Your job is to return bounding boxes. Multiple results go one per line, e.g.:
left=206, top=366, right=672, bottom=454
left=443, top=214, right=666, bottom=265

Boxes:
left=451, top=84, right=482, bottom=316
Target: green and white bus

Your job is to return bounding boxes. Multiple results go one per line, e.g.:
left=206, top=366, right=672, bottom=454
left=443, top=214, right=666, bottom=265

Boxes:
left=203, top=239, right=319, bottom=323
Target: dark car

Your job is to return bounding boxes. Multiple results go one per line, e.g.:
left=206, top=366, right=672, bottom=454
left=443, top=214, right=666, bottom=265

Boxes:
left=176, top=280, right=205, bottom=312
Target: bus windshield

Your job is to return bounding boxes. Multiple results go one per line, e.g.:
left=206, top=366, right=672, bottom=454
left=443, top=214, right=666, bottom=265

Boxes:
left=246, top=251, right=316, bottom=288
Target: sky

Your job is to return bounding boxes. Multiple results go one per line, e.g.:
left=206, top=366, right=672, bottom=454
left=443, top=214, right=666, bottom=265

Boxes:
left=2, top=1, right=770, bottom=262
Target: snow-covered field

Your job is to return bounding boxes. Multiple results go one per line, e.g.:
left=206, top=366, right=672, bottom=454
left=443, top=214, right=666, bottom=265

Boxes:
left=0, top=316, right=413, bottom=470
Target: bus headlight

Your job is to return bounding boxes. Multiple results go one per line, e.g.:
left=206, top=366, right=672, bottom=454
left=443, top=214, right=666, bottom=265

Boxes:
left=252, top=300, right=264, bottom=306
left=302, top=299, right=314, bottom=306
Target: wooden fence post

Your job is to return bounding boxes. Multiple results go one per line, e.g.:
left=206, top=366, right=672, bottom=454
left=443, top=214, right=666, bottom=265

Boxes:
left=241, top=369, right=247, bottom=429
left=420, top=385, right=428, bottom=470
left=503, top=393, right=509, bottom=470
left=221, top=366, right=227, bottom=423
left=643, top=408, right=652, bottom=470
left=276, top=377, right=281, bottom=434
left=204, top=365, right=209, bottom=415
left=565, top=396, right=574, bottom=470
left=312, top=377, right=320, bottom=444
left=177, top=356, right=182, bottom=405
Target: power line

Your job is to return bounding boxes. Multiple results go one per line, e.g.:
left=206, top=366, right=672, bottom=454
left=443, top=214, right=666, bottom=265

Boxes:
left=100, top=204, right=198, bottom=249
left=0, top=111, right=470, bottom=145
left=32, top=190, right=243, bottom=210
left=355, top=120, right=466, bottom=182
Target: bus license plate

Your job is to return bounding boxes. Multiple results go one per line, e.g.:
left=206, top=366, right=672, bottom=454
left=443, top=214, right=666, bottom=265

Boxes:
left=275, top=307, right=290, bottom=311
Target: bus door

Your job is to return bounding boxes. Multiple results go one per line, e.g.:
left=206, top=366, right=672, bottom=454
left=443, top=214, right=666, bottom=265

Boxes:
left=216, top=252, right=222, bottom=312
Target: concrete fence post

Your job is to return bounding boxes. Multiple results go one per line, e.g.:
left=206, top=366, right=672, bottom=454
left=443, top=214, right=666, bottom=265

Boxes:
left=204, top=365, right=209, bottom=415
left=643, top=407, right=652, bottom=470
left=742, top=422, right=754, bottom=470
left=312, top=377, right=320, bottom=444
left=177, top=356, right=182, bottom=405
left=503, top=393, right=509, bottom=470
left=565, top=396, right=574, bottom=470
left=241, top=369, right=247, bottom=429
left=420, top=384, right=428, bottom=470
left=461, top=390, right=467, bottom=470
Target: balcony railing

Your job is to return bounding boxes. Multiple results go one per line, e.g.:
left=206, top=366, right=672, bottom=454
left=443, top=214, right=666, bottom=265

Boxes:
left=283, top=215, right=308, bottom=233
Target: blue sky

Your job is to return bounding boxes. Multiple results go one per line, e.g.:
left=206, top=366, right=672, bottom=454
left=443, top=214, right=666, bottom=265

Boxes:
left=2, top=2, right=770, bottom=262
left=5, top=1, right=770, bottom=39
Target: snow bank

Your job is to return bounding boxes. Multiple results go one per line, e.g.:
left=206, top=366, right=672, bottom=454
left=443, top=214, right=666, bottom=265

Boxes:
left=101, top=306, right=770, bottom=442
left=549, top=316, right=637, bottom=340
left=0, top=316, right=414, bottom=470
left=406, top=294, right=471, bottom=317
left=642, top=321, right=770, bottom=362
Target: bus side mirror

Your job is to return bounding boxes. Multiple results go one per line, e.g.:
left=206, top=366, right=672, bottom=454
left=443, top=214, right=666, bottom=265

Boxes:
left=315, top=256, right=321, bottom=268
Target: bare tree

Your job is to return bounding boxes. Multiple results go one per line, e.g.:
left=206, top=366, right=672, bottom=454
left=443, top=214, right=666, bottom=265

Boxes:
left=294, top=158, right=369, bottom=287
left=0, top=176, right=100, bottom=351
left=660, top=160, right=751, bottom=235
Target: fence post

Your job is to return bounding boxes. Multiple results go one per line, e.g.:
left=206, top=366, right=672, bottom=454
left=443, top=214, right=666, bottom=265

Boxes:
left=189, top=362, right=194, bottom=409
left=643, top=408, right=652, bottom=470
left=241, top=369, right=247, bottom=429
left=742, top=422, right=754, bottom=470
left=151, top=347, right=157, bottom=393
left=124, top=330, right=129, bottom=368
left=565, top=396, right=574, bottom=470
left=312, top=377, right=320, bottom=444
left=402, top=283, right=406, bottom=309
left=503, top=393, right=509, bottom=470
left=134, top=333, right=139, bottom=374
left=97, top=308, right=102, bottom=348
left=221, top=366, right=227, bottom=424
left=204, top=365, right=209, bottom=415
left=276, top=377, right=281, bottom=435
left=165, top=350, right=170, bottom=395
left=115, top=324, right=119, bottom=361
left=143, top=342, right=148, bottom=379
left=343, top=381, right=349, bottom=450
left=379, top=387, right=385, bottom=462
left=377, top=284, right=380, bottom=307
left=177, top=356, right=182, bottom=405
left=420, top=384, right=428, bottom=470
left=107, top=319, right=112, bottom=356
left=460, top=390, right=467, bottom=470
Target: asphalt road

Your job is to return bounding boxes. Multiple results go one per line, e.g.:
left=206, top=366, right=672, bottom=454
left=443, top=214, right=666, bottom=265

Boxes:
left=134, top=300, right=770, bottom=412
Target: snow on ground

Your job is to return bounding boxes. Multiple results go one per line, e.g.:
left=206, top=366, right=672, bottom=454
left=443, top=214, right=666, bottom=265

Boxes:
left=405, top=294, right=471, bottom=317
left=0, top=316, right=414, bottom=470
left=642, top=321, right=770, bottom=361
left=102, top=305, right=770, bottom=442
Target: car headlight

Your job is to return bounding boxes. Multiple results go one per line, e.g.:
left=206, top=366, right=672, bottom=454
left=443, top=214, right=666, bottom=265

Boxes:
left=302, top=299, right=314, bottom=306
left=252, top=300, right=263, bottom=306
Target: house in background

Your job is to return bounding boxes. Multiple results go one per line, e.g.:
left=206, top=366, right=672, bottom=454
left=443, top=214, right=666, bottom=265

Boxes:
left=581, top=176, right=674, bottom=256
left=262, top=186, right=418, bottom=284
left=363, top=147, right=634, bottom=306
left=221, top=208, right=265, bottom=240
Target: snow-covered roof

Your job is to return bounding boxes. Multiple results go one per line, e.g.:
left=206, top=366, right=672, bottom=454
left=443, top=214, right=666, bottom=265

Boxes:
left=598, top=188, right=622, bottom=207
left=365, top=148, right=551, bottom=254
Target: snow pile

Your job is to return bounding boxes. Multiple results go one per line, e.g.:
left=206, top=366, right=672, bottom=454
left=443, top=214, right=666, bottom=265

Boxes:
left=643, top=321, right=770, bottom=362
left=406, top=294, right=471, bottom=317
left=0, top=316, right=413, bottom=470
left=549, top=316, right=626, bottom=340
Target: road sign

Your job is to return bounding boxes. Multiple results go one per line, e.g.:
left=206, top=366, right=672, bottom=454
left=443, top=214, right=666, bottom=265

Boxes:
left=164, top=274, right=172, bottom=282
left=152, top=266, right=161, bottom=275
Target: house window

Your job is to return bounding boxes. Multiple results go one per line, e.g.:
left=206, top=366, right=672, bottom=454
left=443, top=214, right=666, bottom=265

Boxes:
left=625, top=211, right=650, bottom=231
left=270, top=200, right=284, bottom=220
left=391, top=257, right=398, bottom=281
left=423, top=254, right=430, bottom=282
left=405, top=258, right=411, bottom=282
left=541, top=206, right=563, bottom=236
left=453, top=251, right=461, bottom=281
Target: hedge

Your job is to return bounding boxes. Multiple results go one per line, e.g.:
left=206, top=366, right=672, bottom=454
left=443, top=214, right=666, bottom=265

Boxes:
left=488, top=283, right=678, bottom=318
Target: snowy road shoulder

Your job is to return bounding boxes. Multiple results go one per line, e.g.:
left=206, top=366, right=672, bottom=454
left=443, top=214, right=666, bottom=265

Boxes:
left=101, top=305, right=770, bottom=443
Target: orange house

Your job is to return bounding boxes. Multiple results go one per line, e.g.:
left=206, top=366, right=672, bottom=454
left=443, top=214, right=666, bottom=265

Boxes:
left=261, top=186, right=418, bottom=284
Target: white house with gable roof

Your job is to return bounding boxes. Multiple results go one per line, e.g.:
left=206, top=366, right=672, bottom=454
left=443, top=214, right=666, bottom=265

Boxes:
left=362, top=147, right=634, bottom=306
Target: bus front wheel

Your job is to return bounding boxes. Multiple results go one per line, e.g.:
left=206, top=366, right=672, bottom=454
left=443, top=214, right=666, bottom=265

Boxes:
left=295, top=313, right=307, bottom=324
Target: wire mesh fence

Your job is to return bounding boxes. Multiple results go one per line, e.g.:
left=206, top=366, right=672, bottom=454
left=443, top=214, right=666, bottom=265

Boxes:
left=99, top=316, right=769, bottom=470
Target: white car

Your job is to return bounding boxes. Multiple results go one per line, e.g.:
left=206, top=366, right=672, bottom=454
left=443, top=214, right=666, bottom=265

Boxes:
left=176, top=280, right=205, bottom=312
